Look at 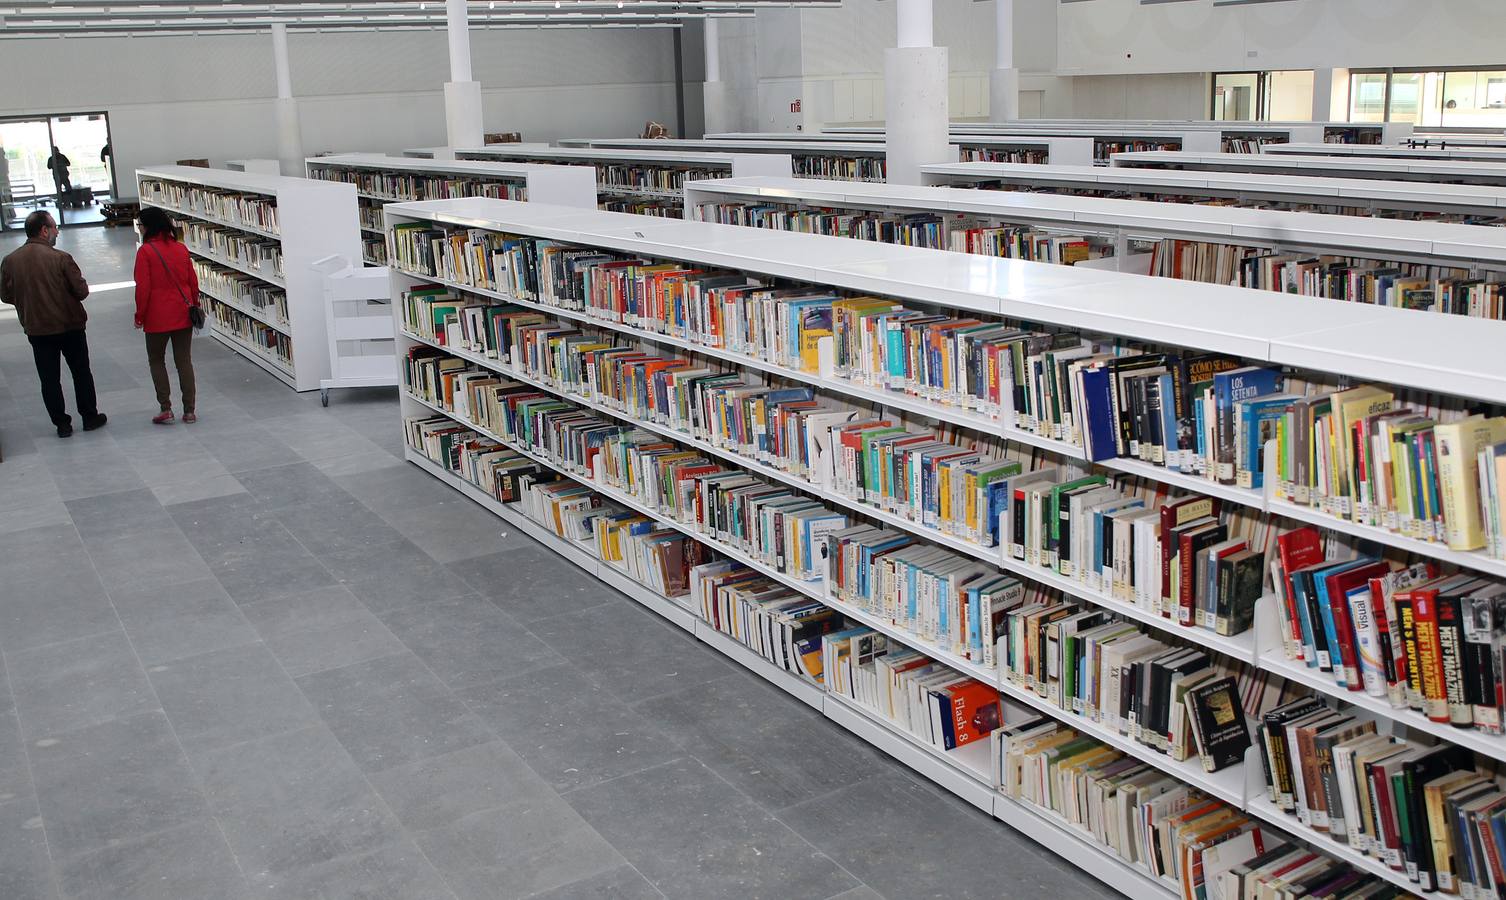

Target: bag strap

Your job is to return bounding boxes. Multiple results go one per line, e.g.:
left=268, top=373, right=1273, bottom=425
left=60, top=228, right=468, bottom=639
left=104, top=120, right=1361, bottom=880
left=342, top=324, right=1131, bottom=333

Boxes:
left=146, top=241, right=197, bottom=309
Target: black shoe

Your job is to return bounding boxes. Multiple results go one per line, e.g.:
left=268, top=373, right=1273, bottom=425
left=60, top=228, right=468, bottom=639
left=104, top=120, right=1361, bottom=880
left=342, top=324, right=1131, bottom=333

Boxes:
left=82, top=413, right=107, bottom=432
left=57, top=423, right=73, bottom=438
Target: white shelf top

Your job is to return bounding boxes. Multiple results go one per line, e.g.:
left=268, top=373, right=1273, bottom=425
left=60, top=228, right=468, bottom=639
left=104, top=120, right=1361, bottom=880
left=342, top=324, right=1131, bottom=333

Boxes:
left=1112, top=150, right=1506, bottom=181
left=306, top=152, right=587, bottom=181
left=564, top=138, right=889, bottom=156
left=684, top=175, right=1506, bottom=264
left=455, top=145, right=750, bottom=168
left=386, top=196, right=1506, bottom=405
left=137, top=164, right=312, bottom=197
left=919, top=161, right=1506, bottom=211
left=706, top=131, right=1082, bottom=150
left=828, top=124, right=1201, bottom=140
left=1265, top=141, right=1506, bottom=161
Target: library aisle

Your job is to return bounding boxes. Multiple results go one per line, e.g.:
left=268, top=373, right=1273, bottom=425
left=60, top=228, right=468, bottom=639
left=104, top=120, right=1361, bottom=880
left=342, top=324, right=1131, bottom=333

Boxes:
left=0, top=227, right=1117, bottom=899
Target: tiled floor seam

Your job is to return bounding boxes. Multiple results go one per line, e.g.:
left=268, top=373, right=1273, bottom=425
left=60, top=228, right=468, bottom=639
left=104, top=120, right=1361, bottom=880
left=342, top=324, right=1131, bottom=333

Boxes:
left=70, top=518, right=256, bottom=891
left=0, top=636, right=61, bottom=898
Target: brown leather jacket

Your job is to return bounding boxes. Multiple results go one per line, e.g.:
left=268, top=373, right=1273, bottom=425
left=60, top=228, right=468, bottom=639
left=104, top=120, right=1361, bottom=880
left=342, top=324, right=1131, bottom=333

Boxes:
left=0, top=238, right=90, bottom=336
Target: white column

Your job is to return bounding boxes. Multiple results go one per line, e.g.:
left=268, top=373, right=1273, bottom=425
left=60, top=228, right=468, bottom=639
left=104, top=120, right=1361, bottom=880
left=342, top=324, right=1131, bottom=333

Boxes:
left=702, top=17, right=733, bottom=135
left=885, top=0, right=951, bottom=184
left=896, top=0, right=933, bottom=49
left=270, top=23, right=304, bottom=177
left=1313, top=67, right=1347, bottom=122
left=443, top=0, right=484, bottom=149
left=989, top=0, right=1020, bottom=122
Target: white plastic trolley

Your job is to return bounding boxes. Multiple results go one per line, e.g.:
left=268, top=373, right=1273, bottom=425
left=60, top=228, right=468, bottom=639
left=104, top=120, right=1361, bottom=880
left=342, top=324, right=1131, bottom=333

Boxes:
left=314, top=254, right=396, bottom=406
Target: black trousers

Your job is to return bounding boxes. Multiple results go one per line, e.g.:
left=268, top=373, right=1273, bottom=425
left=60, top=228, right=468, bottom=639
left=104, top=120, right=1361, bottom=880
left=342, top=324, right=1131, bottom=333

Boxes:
left=29, top=329, right=98, bottom=426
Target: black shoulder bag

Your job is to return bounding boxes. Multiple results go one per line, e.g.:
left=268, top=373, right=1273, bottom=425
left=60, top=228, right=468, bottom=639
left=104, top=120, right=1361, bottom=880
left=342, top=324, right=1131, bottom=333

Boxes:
left=147, top=241, right=206, bottom=332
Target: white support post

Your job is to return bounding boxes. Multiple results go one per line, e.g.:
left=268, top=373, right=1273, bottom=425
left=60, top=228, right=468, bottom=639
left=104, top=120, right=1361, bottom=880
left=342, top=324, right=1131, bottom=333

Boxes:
left=886, top=0, right=950, bottom=185
left=1312, top=67, right=1335, bottom=123
left=271, top=23, right=305, bottom=178
left=444, top=0, right=484, bottom=149
left=702, top=17, right=733, bottom=135
left=989, top=0, right=1020, bottom=122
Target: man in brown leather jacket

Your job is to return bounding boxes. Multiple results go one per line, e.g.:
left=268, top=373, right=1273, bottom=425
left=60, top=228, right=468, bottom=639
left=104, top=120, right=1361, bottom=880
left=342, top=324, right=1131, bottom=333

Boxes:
left=1, top=210, right=106, bottom=437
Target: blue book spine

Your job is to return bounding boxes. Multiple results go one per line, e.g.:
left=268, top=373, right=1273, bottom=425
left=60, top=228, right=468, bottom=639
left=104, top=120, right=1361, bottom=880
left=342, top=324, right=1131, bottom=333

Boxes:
left=887, top=328, right=905, bottom=381
left=1312, top=565, right=1353, bottom=681
left=1292, top=573, right=1320, bottom=669
left=1158, top=373, right=1179, bottom=470
left=966, top=587, right=982, bottom=657
left=1079, top=367, right=1117, bottom=461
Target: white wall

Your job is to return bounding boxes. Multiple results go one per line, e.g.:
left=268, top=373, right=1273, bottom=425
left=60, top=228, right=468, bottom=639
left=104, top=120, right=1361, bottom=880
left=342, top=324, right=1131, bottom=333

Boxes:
left=0, top=29, right=678, bottom=197
left=1070, top=73, right=1209, bottom=120
left=1057, top=0, right=1504, bottom=76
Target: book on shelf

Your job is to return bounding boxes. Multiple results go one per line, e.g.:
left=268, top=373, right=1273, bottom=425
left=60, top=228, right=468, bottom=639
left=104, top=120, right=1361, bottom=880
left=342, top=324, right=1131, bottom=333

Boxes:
left=1256, top=696, right=1506, bottom=896
left=139, top=177, right=280, bottom=234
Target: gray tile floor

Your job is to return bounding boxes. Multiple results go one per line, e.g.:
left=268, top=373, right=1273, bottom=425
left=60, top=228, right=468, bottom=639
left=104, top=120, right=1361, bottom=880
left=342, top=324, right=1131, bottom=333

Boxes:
left=0, top=227, right=1122, bottom=900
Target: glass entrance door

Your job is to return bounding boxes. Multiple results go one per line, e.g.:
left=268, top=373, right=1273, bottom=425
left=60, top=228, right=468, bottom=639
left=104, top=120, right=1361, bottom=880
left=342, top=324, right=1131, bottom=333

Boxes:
left=0, top=112, right=115, bottom=230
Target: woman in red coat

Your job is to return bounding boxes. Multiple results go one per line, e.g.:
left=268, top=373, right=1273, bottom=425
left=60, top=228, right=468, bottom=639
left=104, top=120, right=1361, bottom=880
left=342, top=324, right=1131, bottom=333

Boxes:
left=134, top=206, right=200, bottom=423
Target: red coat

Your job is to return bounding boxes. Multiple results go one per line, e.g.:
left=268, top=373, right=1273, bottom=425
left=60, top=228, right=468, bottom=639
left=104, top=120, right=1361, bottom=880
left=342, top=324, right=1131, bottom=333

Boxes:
left=134, top=236, right=199, bottom=333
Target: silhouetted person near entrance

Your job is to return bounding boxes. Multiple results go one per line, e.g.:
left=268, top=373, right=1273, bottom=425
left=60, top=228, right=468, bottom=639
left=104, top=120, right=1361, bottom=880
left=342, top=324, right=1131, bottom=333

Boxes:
left=47, top=146, right=71, bottom=195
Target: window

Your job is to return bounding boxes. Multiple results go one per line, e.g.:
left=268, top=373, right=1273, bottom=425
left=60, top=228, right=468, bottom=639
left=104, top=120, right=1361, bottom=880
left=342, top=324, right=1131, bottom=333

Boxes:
left=1210, top=70, right=1312, bottom=121
left=1347, top=67, right=1506, bottom=127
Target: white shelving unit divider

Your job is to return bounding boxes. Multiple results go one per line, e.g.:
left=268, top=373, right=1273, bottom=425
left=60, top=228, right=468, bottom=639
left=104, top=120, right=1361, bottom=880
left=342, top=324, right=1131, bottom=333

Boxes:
left=224, top=159, right=282, bottom=175
left=1112, top=150, right=1506, bottom=186
left=1263, top=141, right=1506, bottom=162
left=450, top=145, right=794, bottom=210
left=919, top=160, right=1506, bottom=219
left=681, top=174, right=1506, bottom=272
left=136, top=164, right=362, bottom=392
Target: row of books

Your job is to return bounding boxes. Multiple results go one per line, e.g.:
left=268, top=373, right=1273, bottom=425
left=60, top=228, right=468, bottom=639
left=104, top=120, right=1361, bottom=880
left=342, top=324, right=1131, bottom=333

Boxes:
left=401, top=401, right=1443, bottom=897
left=596, top=163, right=724, bottom=194
left=398, top=283, right=1282, bottom=641
left=402, top=348, right=845, bottom=583
left=600, top=198, right=683, bottom=218
left=358, top=202, right=384, bottom=232
left=1150, top=240, right=1504, bottom=320
left=307, top=165, right=526, bottom=203
left=192, top=259, right=288, bottom=326
left=689, top=201, right=1108, bottom=266
left=827, top=519, right=1261, bottom=772
left=1224, top=137, right=1288, bottom=153
left=793, top=154, right=886, bottom=183
left=140, top=179, right=280, bottom=234
left=182, top=220, right=284, bottom=281
left=1271, top=525, right=1506, bottom=735
left=959, top=147, right=1053, bottom=165
left=964, top=182, right=1493, bottom=227
left=362, top=234, right=387, bottom=266
left=999, top=715, right=1415, bottom=900
left=387, top=224, right=1506, bottom=569
left=206, top=299, right=293, bottom=370
left=1097, top=140, right=1183, bottom=161
left=1257, top=697, right=1504, bottom=896
left=825, top=625, right=1004, bottom=753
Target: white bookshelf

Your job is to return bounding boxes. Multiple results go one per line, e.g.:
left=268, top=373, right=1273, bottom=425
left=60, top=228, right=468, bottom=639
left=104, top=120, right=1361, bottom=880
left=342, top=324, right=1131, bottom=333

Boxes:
left=224, top=158, right=282, bottom=175
left=919, top=161, right=1506, bottom=219
left=557, top=138, right=903, bottom=182
left=1263, top=141, right=1506, bottom=162
left=819, top=124, right=1224, bottom=161
left=853, top=120, right=1414, bottom=146
left=384, top=196, right=1506, bottom=898
left=136, top=164, right=360, bottom=392
left=451, top=145, right=792, bottom=212
left=1112, top=149, right=1506, bottom=186
left=304, top=153, right=595, bottom=264
left=682, top=174, right=1506, bottom=272
left=704, top=131, right=1097, bottom=167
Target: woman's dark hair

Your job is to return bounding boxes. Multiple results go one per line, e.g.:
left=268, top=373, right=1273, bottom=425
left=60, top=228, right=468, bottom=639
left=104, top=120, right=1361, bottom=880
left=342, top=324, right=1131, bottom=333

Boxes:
left=138, top=205, right=177, bottom=241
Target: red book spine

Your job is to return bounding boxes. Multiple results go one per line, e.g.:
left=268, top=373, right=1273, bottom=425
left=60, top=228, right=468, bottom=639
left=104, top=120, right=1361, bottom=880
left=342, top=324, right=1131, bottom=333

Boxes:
left=1326, top=575, right=1363, bottom=691
left=1412, top=589, right=1451, bottom=724
left=1177, top=531, right=1197, bottom=626
left=1369, top=764, right=1404, bottom=871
